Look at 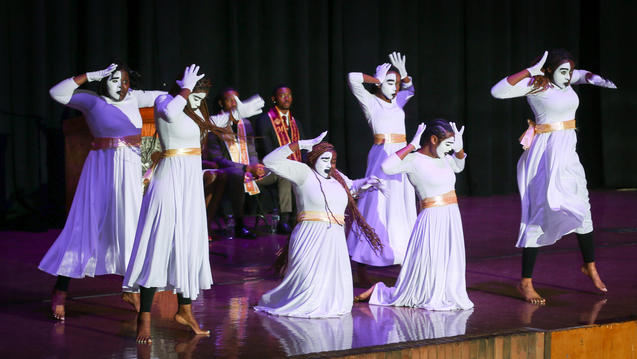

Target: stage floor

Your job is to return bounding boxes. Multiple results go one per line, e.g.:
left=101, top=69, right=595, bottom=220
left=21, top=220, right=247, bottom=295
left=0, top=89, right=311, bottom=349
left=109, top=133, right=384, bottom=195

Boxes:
left=1, top=190, right=636, bottom=358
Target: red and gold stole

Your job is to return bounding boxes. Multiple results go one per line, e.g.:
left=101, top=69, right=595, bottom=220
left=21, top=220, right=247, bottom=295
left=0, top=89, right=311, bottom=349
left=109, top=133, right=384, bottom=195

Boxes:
left=267, top=107, right=301, bottom=161
left=223, top=119, right=260, bottom=195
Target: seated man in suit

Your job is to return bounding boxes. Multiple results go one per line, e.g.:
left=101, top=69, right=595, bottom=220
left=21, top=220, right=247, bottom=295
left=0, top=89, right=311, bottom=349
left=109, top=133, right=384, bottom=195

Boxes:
left=254, top=85, right=303, bottom=234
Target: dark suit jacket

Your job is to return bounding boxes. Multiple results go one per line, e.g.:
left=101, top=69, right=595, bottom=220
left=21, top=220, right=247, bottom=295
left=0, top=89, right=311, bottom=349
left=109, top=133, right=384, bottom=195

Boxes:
left=254, top=109, right=304, bottom=160
left=204, top=118, right=259, bottom=170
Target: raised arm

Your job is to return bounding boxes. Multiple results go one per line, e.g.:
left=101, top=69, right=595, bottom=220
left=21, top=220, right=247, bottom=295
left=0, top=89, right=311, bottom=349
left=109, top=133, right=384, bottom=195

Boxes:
left=389, top=51, right=415, bottom=108
left=381, top=123, right=425, bottom=175
left=491, top=51, right=548, bottom=99
left=157, top=64, right=204, bottom=122
left=347, top=72, right=377, bottom=119
left=571, top=69, right=617, bottom=88
left=263, top=131, right=327, bottom=185
left=49, top=63, right=117, bottom=111
left=130, top=89, right=168, bottom=108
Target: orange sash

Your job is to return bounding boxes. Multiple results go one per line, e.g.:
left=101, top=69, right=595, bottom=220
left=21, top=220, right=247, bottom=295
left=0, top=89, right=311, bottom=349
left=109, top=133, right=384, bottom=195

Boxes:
left=268, top=107, right=301, bottom=161
left=222, top=120, right=260, bottom=195
left=91, top=134, right=141, bottom=150
left=519, top=119, right=576, bottom=150
left=419, top=190, right=458, bottom=210
left=297, top=211, right=345, bottom=225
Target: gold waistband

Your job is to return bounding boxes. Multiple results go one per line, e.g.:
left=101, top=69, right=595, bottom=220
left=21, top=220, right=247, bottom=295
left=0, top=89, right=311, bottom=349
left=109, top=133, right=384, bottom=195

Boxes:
left=297, top=211, right=345, bottom=225
left=373, top=133, right=407, bottom=145
left=534, top=119, right=576, bottom=134
left=420, top=190, right=457, bottom=209
left=161, top=148, right=202, bottom=157
left=91, top=134, right=141, bottom=150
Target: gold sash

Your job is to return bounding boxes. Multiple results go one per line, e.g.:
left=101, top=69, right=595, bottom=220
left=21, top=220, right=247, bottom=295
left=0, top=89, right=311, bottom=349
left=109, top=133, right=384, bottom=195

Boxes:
left=142, top=147, right=202, bottom=186
left=222, top=120, right=260, bottom=195
left=91, top=134, right=141, bottom=150
left=268, top=107, right=301, bottom=161
left=519, top=119, right=576, bottom=150
left=419, top=190, right=457, bottom=209
left=373, top=133, right=407, bottom=145
left=297, top=211, right=345, bottom=225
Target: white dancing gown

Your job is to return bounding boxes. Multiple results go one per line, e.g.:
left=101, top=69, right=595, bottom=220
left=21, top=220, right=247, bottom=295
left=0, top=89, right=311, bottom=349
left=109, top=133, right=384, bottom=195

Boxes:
left=491, top=70, right=594, bottom=248
left=345, top=72, right=417, bottom=266
left=255, top=145, right=362, bottom=318
left=39, top=78, right=164, bottom=278
left=369, top=152, right=474, bottom=311
left=122, top=94, right=231, bottom=299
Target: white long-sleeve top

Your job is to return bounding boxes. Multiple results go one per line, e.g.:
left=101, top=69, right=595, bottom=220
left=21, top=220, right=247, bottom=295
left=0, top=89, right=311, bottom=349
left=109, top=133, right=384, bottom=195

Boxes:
left=154, top=94, right=233, bottom=150
left=382, top=152, right=465, bottom=199
left=264, top=145, right=362, bottom=218
left=490, top=70, right=590, bottom=125
left=49, top=77, right=166, bottom=138
left=347, top=72, right=415, bottom=135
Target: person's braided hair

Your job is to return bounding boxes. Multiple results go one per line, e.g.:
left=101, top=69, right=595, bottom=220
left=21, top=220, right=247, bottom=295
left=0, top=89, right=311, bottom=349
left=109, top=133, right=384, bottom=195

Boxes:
left=306, top=142, right=383, bottom=253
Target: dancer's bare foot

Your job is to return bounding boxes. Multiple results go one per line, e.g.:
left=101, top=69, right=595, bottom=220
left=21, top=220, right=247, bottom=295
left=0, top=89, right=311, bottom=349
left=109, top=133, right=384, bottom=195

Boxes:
left=354, top=284, right=376, bottom=303
left=517, top=279, right=546, bottom=305
left=122, top=292, right=141, bottom=312
left=581, top=263, right=607, bottom=292
left=136, top=312, right=152, bottom=344
left=51, top=290, right=67, bottom=321
left=174, top=305, right=210, bottom=336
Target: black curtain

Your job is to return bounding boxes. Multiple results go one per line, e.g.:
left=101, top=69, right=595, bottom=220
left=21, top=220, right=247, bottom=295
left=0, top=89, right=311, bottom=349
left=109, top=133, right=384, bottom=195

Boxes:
left=1, top=0, right=635, bottom=228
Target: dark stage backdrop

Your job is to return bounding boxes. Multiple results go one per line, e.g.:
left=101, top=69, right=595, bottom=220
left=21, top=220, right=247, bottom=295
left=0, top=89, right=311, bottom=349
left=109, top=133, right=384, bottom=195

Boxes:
left=1, top=0, right=635, bottom=228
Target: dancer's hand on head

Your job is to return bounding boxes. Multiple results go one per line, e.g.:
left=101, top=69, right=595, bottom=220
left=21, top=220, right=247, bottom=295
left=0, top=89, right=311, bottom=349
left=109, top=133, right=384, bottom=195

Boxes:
left=389, top=52, right=408, bottom=79
left=298, top=131, right=327, bottom=151
left=409, top=123, right=426, bottom=150
left=177, top=64, right=205, bottom=91
left=374, top=63, right=392, bottom=84
left=527, top=51, right=548, bottom=77
left=86, top=63, right=117, bottom=82
left=450, top=122, right=465, bottom=152
left=235, top=94, right=265, bottom=118
left=585, top=73, right=617, bottom=89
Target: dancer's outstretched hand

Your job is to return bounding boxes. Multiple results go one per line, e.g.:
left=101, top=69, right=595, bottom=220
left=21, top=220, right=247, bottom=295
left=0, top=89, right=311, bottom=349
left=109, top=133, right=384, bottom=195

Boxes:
left=86, top=63, right=117, bottom=82
left=527, top=51, right=548, bottom=77
left=298, top=131, right=327, bottom=151
left=450, top=122, right=465, bottom=152
left=585, top=73, right=617, bottom=89
left=360, top=176, right=388, bottom=197
left=374, top=63, right=392, bottom=84
left=389, top=51, right=408, bottom=79
left=409, top=123, right=426, bottom=150
left=177, top=64, right=205, bottom=91
left=235, top=94, right=265, bottom=118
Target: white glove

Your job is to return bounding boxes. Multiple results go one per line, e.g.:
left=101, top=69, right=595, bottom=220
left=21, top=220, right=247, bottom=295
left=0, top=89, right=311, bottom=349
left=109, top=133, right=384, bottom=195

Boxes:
left=450, top=122, right=465, bottom=152
left=298, top=131, right=327, bottom=151
left=360, top=176, right=388, bottom=197
left=176, top=64, right=205, bottom=91
left=586, top=74, right=617, bottom=89
left=527, top=51, right=548, bottom=77
left=389, top=51, right=408, bottom=79
left=410, top=123, right=426, bottom=150
left=374, top=63, right=392, bottom=84
left=235, top=94, right=265, bottom=118
left=86, top=63, right=117, bottom=82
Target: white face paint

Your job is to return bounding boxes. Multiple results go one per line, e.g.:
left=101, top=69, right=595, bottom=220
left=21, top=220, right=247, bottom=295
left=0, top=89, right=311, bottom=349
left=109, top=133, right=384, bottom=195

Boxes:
left=436, top=137, right=455, bottom=158
left=314, top=151, right=333, bottom=178
left=106, top=71, right=122, bottom=100
left=188, top=92, right=207, bottom=109
left=380, top=73, right=398, bottom=100
left=552, top=61, right=572, bottom=89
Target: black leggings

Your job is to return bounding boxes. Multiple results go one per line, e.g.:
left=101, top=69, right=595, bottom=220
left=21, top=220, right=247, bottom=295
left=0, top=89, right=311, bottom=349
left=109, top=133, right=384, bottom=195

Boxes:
left=139, top=287, right=192, bottom=313
left=54, top=276, right=71, bottom=292
left=521, top=232, right=595, bottom=278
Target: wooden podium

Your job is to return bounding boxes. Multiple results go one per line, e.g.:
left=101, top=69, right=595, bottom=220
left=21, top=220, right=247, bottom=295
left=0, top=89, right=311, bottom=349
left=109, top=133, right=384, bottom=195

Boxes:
left=63, top=108, right=157, bottom=212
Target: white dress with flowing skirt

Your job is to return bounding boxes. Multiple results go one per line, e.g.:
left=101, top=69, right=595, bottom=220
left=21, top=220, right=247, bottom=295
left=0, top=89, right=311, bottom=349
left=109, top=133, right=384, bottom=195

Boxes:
left=345, top=72, right=417, bottom=266
left=369, top=152, right=474, bottom=311
left=39, top=78, right=164, bottom=278
left=255, top=145, right=356, bottom=318
left=122, top=94, right=222, bottom=299
left=491, top=70, right=593, bottom=248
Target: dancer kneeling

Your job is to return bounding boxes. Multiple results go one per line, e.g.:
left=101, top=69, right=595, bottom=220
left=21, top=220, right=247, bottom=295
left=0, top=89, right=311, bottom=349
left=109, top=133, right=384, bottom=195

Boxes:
left=356, top=120, right=474, bottom=311
left=255, top=132, right=383, bottom=318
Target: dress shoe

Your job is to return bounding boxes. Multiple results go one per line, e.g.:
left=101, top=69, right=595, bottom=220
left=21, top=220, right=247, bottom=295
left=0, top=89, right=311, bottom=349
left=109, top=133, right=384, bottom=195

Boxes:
left=235, top=226, right=257, bottom=239
left=277, top=222, right=293, bottom=235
